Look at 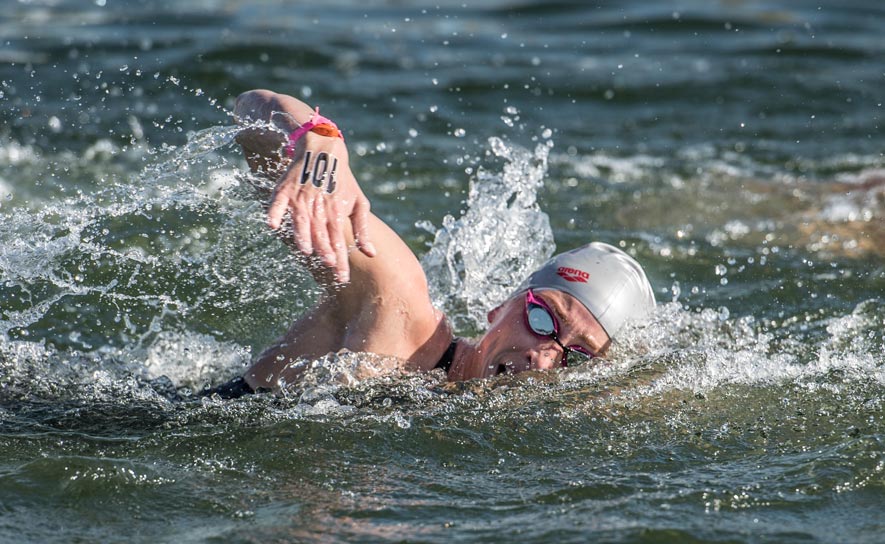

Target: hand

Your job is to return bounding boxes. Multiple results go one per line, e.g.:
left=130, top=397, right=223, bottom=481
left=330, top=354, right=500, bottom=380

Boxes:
left=267, top=131, right=376, bottom=283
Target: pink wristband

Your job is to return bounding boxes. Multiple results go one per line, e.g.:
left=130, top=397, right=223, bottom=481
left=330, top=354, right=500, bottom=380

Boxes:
left=285, top=107, right=344, bottom=157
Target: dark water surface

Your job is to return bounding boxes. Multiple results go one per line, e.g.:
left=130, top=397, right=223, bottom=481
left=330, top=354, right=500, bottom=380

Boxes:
left=1, top=1, right=883, bottom=542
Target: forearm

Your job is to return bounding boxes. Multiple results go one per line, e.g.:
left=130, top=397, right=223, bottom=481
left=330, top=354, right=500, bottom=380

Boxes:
left=233, top=90, right=350, bottom=175
left=234, top=89, right=316, bottom=133
left=232, top=90, right=420, bottom=297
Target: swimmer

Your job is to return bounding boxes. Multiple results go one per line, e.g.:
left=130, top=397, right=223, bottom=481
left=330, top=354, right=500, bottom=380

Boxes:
left=203, top=89, right=656, bottom=398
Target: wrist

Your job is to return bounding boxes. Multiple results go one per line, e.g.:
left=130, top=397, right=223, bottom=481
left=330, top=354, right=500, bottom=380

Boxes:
left=285, top=107, right=344, bottom=158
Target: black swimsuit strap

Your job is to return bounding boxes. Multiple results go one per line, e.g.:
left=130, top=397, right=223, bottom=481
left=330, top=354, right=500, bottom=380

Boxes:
left=199, top=376, right=256, bottom=399
left=434, top=338, right=459, bottom=373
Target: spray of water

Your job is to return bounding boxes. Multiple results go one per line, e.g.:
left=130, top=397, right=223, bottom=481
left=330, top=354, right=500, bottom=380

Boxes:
left=0, top=123, right=316, bottom=400
left=420, top=135, right=556, bottom=332
left=2, top=118, right=883, bottom=425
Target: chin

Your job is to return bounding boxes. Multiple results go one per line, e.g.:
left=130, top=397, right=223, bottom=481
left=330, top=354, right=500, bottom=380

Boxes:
left=483, top=355, right=525, bottom=378
left=492, top=363, right=510, bottom=377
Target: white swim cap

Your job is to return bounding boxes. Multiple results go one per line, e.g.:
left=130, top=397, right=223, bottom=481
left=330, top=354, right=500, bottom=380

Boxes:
left=515, top=242, right=656, bottom=339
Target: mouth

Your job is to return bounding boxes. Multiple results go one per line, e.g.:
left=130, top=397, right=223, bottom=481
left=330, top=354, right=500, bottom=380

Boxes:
left=495, top=363, right=510, bottom=376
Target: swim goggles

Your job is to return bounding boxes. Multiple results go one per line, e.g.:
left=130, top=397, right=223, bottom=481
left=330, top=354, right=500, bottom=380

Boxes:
left=524, top=289, right=597, bottom=367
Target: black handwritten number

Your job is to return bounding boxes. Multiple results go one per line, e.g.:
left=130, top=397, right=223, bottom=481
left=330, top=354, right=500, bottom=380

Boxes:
left=312, top=153, right=328, bottom=188
left=297, top=151, right=338, bottom=194
left=299, top=151, right=313, bottom=185
left=326, top=156, right=338, bottom=194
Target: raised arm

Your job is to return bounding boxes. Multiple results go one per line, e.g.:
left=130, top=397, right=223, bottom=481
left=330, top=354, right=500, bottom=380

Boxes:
left=234, top=89, right=375, bottom=283
left=233, top=90, right=451, bottom=390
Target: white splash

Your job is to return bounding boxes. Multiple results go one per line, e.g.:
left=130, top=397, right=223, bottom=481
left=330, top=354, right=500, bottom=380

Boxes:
left=420, top=136, right=555, bottom=331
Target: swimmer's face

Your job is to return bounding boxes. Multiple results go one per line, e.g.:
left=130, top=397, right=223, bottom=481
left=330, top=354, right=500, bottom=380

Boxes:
left=468, top=289, right=610, bottom=379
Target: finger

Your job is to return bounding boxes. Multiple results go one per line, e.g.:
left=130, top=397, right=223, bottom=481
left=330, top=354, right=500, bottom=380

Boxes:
left=291, top=199, right=313, bottom=256
left=267, top=160, right=304, bottom=229
left=327, top=207, right=350, bottom=283
left=311, top=196, right=336, bottom=268
left=350, top=195, right=376, bottom=257
left=266, top=187, right=291, bottom=230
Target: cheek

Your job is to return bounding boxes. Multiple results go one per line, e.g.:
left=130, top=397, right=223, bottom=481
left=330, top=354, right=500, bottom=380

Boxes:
left=487, top=316, right=527, bottom=348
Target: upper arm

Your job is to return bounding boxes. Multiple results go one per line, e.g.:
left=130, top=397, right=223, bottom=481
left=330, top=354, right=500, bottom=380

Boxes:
left=331, top=213, right=446, bottom=360
left=244, top=212, right=448, bottom=390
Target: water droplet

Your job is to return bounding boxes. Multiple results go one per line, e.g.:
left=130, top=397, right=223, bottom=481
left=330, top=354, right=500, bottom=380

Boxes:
left=48, top=116, right=62, bottom=132
left=453, top=128, right=466, bottom=138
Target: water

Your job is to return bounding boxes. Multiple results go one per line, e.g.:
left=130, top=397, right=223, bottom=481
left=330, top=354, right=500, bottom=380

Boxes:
left=1, top=0, right=883, bottom=542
